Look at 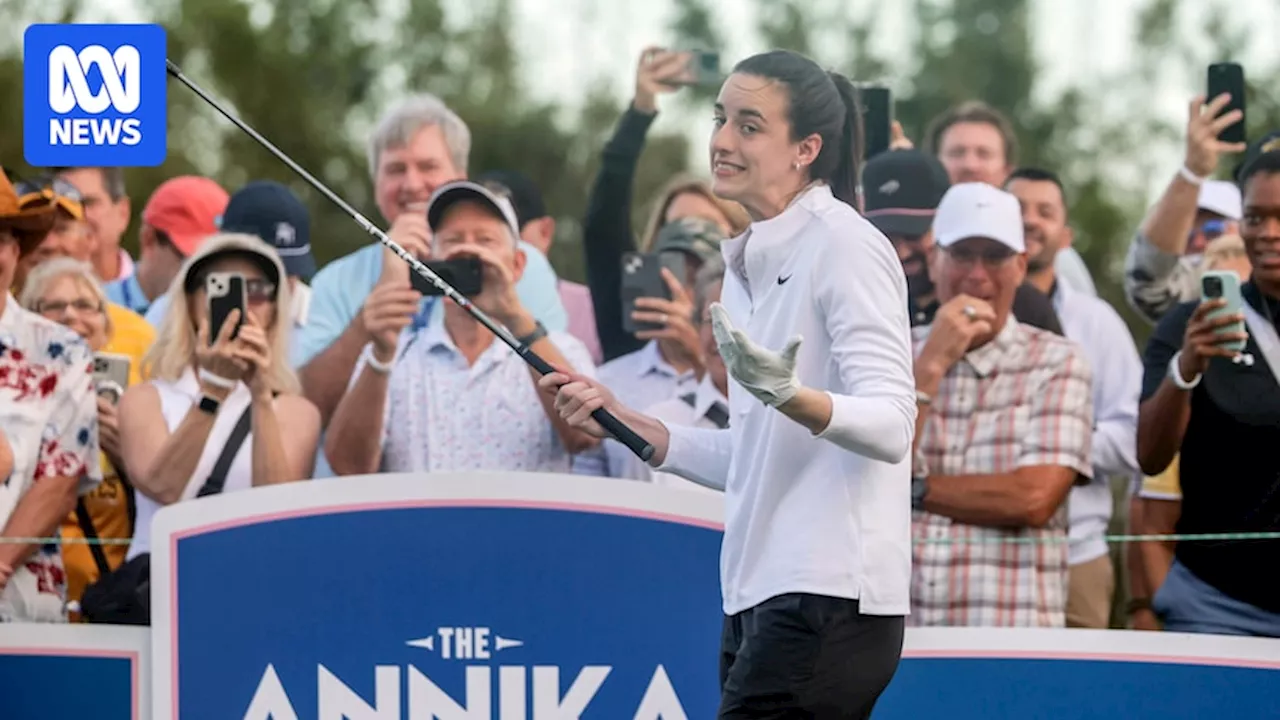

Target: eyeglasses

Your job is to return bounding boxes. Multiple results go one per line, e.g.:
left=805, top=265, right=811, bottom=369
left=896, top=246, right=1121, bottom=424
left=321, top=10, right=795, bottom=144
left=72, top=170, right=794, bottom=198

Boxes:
left=37, top=298, right=103, bottom=316
left=941, top=245, right=1017, bottom=269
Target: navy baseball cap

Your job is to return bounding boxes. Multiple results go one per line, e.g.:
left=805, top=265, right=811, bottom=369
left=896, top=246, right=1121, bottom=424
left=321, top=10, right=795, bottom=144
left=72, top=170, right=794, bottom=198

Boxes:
left=217, top=180, right=315, bottom=280
left=1236, top=130, right=1280, bottom=185
left=475, top=169, right=547, bottom=228
left=862, top=150, right=951, bottom=237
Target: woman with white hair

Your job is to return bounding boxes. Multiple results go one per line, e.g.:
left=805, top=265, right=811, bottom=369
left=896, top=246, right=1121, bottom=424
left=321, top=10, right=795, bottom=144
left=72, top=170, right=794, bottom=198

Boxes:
left=117, top=233, right=320, bottom=562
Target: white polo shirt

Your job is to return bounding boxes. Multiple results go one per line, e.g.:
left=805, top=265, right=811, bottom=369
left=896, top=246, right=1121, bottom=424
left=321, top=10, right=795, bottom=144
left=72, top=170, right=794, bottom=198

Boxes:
left=1051, top=280, right=1142, bottom=566
left=657, top=183, right=917, bottom=617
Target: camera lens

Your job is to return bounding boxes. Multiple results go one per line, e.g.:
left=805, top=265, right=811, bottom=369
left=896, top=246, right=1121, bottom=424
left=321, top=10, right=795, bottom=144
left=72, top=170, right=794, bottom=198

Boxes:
left=1205, top=277, right=1223, bottom=297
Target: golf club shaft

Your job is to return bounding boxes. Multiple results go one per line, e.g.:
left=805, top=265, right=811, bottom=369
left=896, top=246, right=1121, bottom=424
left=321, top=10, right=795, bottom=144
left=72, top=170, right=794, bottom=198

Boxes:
left=165, top=59, right=655, bottom=462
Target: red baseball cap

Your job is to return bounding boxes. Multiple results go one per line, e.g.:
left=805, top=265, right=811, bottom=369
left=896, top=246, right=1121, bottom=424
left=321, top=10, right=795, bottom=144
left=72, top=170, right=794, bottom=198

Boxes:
left=142, top=176, right=229, bottom=256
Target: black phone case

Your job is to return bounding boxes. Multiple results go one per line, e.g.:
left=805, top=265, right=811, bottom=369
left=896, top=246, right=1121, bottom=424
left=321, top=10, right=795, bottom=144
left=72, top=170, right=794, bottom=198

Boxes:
left=207, top=275, right=246, bottom=344
left=621, top=252, right=686, bottom=334
left=411, top=257, right=484, bottom=297
left=1208, top=63, right=1246, bottom=145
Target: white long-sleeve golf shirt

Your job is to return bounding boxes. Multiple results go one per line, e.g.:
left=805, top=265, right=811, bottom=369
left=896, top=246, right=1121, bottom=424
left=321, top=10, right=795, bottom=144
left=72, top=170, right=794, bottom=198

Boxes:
left=656, top=184, right=917, bottom=617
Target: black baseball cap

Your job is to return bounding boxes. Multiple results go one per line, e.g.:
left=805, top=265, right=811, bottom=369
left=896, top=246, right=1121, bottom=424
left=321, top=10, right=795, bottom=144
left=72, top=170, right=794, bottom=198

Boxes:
left=218, top=180, right=315, bottom=281
left=861, top=150, right=951, bottom=237
left=1236, top=130, right=1280, bottom=185
left=475, top=169, right=546, bottom=228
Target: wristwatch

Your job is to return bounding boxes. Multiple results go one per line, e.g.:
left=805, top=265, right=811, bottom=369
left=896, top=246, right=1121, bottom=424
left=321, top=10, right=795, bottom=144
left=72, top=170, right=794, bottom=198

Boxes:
left=911, top=474, right=929, bottom=511
left=197, top=394, right=221, bottom=415
left=515, top=320, right=548, bottom=346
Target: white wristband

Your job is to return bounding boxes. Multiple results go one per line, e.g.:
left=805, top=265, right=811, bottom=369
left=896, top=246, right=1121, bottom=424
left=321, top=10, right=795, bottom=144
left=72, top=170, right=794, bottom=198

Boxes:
left=1178, top=165, right=1207, bottom=186
left=1168, top=351, right=1202, bottom=390
left=364, top=347, right=394, bottom=375
left=197, top=368, right=236, bottom=389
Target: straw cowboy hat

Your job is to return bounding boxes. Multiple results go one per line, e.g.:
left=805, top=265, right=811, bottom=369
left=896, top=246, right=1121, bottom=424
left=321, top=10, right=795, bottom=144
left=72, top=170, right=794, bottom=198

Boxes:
left=0, top=168, right=58, bottom=254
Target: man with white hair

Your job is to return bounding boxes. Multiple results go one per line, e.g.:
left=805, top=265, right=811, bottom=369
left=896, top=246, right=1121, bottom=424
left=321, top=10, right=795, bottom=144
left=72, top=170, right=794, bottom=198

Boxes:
left=296, top=94, right=568, bottom=432
left=324, top=180, right=597, bottom=475
left=1124, top=93, right=1247, bottom=324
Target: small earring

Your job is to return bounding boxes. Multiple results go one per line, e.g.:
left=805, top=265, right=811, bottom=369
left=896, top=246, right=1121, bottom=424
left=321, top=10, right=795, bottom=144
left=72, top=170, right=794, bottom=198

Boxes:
left=793, top=161, right=801, bottom=171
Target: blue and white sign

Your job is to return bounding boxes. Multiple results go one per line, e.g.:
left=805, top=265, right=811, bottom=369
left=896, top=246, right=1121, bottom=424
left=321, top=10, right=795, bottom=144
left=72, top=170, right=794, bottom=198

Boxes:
left=0, top=623, right=150, bottom=720
left=876, top=628, right=1280, bottom=719
left=23, top=23, right=167, bottom=167
left=149, top=473, right=726, bottom=720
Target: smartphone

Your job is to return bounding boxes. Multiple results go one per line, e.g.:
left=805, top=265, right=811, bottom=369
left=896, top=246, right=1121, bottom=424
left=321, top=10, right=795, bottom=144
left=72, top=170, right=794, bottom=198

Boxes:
left=621, top=251, right=688, bottom=334
left=858, top=85, right=894, bottom=160
left=666, top=49, right=720, bottom=87
left=1207, top=62, right=1246, bottom=145
left=92, top=352, right=131, bottom=404
left=206, top=272, right=246, bottom=344
left=410, top=256, right=484, bottom=297
left=1201, top=269, right=1247, bottom=352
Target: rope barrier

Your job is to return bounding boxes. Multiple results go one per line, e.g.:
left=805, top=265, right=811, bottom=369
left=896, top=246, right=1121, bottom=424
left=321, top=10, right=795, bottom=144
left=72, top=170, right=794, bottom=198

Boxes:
left=3, top=532, right=1278, bottom=546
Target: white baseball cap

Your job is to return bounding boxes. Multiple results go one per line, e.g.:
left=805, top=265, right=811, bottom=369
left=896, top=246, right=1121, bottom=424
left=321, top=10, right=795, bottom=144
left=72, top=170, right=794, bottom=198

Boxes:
left=425, top=180, right=522, bottom=243
left=1197, top=180, right=1242, bottom=220
left=932, top=182, right=1025, bottom=253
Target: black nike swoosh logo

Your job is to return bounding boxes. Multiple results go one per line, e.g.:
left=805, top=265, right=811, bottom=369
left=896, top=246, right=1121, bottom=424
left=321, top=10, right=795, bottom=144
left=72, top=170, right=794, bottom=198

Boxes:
left=778, top=274, right=791, bottom=285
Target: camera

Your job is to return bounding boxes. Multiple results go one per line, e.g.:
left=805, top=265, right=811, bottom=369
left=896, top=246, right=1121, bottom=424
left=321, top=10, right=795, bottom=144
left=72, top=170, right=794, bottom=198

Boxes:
left=1203, top=275, right=1223, bottom=298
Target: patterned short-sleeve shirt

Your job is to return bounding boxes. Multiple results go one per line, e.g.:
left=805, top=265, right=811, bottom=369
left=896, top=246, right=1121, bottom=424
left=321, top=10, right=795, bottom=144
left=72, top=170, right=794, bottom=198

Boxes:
left=368, top=304, right=598, bottom=474
left=910, top=317, right=1094, bottom=628
left=0, top=294, right=101, bottom=622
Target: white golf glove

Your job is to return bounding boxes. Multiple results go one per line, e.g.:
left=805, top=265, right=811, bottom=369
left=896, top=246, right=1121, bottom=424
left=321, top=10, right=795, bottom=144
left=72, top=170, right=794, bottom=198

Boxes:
left=709, top=302, right=802, bottom=407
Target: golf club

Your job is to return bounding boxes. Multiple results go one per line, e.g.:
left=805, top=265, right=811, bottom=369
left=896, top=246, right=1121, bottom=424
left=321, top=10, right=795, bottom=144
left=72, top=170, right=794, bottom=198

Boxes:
left=165, top=59, right=655, bottom=462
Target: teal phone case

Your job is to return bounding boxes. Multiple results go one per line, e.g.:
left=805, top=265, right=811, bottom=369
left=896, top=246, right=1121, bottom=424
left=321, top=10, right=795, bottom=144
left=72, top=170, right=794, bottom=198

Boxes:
left=1201, top=269, right=1247, bottom=352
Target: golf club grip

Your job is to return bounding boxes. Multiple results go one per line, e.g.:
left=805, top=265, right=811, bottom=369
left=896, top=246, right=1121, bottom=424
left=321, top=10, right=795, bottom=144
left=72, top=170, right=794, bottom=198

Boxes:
left=519, top=348, right=655, bottom=462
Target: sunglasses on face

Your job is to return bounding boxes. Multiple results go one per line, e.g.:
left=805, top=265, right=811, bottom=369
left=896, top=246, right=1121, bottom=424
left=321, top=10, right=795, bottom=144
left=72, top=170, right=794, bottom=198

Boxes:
left=942, top=245, right=1016, bottom=268
left=244, top=278, right=277, bottom=303
left=194, top=275, right=277, bottom=304
left=1191, top=219, right=1229, bottom=242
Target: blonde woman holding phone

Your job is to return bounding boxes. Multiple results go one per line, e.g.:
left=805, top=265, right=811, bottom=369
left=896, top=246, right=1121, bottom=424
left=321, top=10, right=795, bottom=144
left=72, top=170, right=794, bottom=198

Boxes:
left=117, top=234, right=320, bottom=566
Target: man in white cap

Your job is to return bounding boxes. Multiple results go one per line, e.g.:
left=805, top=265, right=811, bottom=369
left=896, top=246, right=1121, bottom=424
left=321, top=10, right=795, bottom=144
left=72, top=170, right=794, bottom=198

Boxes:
left=323, top=180, right=599, bottom=476
left=1124, top=93, right=1248, bottom=324
left=909, top=182, right=1095, bottom=627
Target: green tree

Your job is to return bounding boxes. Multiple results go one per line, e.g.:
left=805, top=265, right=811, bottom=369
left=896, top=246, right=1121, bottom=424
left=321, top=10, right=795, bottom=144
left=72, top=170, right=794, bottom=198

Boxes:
left=0, top=0, right=693, bottom=285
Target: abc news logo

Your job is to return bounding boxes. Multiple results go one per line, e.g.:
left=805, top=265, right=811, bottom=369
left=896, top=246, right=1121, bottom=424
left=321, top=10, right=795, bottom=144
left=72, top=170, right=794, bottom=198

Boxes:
left=23, top=24, right=166, bottom=167
left=47, top=44, right=143, bottom=146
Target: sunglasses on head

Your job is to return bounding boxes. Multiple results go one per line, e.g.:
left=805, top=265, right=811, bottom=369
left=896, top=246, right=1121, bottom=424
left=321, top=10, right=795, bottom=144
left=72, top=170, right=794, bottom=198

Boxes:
left=15, top=176, right=83, bottom=208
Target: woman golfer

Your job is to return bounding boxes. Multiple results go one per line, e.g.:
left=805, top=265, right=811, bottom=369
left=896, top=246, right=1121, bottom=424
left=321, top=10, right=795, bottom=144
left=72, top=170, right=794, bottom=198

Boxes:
left=539, top=48, right=916, bottom=719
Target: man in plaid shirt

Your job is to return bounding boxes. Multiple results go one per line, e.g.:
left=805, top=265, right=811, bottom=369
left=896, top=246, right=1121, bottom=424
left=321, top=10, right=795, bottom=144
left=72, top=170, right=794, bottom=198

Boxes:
left=908, top=183, right=1095, bottom=627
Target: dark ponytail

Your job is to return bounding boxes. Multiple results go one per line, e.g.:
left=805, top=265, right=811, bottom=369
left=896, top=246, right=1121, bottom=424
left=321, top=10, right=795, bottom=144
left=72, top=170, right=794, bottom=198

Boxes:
left=826, top=71, right=864, bottom=210
left=733, top=50, right=864, bottom=209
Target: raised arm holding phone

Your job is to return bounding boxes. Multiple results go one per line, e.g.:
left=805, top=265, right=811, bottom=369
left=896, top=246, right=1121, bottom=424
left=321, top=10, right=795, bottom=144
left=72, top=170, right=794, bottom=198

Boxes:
left=1133, top=132, right=1280, bottom=636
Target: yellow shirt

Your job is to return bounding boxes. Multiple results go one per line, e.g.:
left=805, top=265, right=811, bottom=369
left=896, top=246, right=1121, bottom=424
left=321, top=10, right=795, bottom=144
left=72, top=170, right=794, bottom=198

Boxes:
left=62, top=302, right=154, bottom=616
left=1139, top=454, right=1182, bottom=501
